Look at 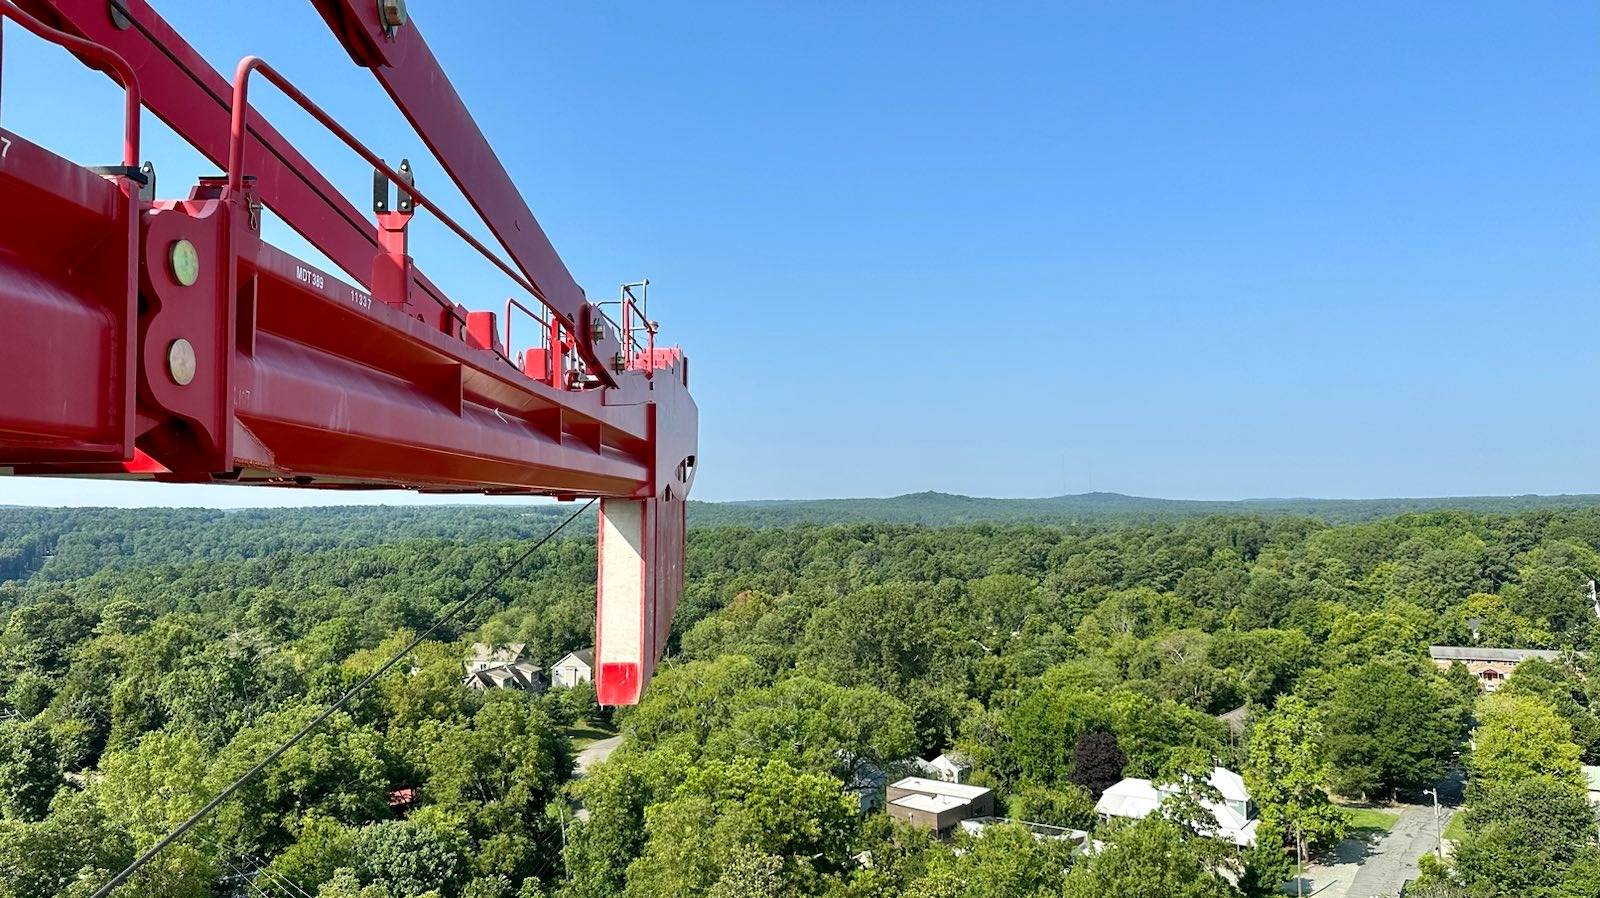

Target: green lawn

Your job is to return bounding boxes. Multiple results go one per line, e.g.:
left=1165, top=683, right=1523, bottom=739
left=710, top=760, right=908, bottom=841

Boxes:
left=564, top=721, right=619, bottom=749
left=1443, top=811, right=1467, bottom=842
left=1341, top=806, right=1401, bottom=834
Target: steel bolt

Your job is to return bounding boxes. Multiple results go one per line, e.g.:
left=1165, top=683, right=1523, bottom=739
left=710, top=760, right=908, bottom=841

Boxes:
left=169, top=239, right=200, bottom=287
left=379, top=0, right=407, bottom=28
left=167, top=338, right=196, bottom=386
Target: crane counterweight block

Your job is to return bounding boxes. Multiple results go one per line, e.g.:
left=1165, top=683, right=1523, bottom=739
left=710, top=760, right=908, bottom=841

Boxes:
left=596, top=353, right=696, bottom=705
left=0, top=0, right=698, bottom=704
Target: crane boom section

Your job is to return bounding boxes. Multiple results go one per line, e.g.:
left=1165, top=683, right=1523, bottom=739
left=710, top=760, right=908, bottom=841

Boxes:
left=0, top=0, right=695, bottom=704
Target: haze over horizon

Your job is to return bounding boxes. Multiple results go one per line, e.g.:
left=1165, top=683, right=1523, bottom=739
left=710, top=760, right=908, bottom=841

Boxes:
left=2, top=479, right=1598, bottom=510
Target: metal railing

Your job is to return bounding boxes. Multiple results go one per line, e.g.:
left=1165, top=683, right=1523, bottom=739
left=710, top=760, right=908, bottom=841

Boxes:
left=503, top=294, right=557, bottom=381
left=0, top=0, right=141, bottom=169
left=224, top=56, right=577, bottom=362
left=223, top=56, right=672, bottom=385
left=597, top=280, right=658, bottom=370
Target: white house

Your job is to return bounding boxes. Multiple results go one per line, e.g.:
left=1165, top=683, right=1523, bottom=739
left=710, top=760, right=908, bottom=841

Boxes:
left=1584, top=766, right=1600, bottom=806
left=552, top=649, right=595, bottom=688
left=846, top=761, right=891, bottom=813
left=919, top=751, right=973, bottom=784
left=1094, top=766, right=1258, bottom=847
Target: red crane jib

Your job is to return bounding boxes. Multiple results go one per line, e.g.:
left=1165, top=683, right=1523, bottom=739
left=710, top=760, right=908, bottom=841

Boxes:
left=0, top=0, right=697, bottom=706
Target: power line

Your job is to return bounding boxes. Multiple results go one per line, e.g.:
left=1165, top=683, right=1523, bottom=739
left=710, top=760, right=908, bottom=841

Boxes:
left=91, top=499, right=596, bottom=898
left=198, top=835, right=317, bottom=898
left=206, top=843, right=286, bottom=898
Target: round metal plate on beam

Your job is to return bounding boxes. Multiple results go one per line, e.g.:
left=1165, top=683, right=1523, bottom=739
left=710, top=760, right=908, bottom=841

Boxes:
left=107, top=0, right=133, bottom=29
left=379, top=0, right=408, bottom=31
left=169, top=239, right=200, bottom=287
left=167, top=338, right=196, bottom=386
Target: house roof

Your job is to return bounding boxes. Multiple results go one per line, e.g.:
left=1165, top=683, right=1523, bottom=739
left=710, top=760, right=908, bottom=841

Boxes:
left=959, top=816, right=1088, bottom=843
left=932, top=751, right=972, bottom=770
left=1207, top=767, right=1250, bottom=803
left=1095, top=768, right=1256, bottom=847
left=1216, top=706, right=1250, bottom=735
left=847, top=763, right=889, bottom=790
left=1095, top=777, right=1161, bottom=820
left=891, top=793, right=967, bottom=813
left=559, top=648, right=595, bottom=668
left=890, top=776, right=991, bottom=801
left=462, top=660, right=541, bottom=689
left=469, top=642, right=527, bottom=662
left=1429, top=645, right=1562, bottom=663
left=1221, top=818, right=1260, bottom=847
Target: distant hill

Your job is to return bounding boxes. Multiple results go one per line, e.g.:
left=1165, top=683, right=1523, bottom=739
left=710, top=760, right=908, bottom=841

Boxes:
left=686, top=490, right=1600, bottom=527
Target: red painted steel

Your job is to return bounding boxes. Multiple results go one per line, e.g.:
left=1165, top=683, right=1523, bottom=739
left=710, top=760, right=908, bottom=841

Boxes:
left=306, top=0, right=623, bottom=385
left=0, top=0, right=696, bottom=704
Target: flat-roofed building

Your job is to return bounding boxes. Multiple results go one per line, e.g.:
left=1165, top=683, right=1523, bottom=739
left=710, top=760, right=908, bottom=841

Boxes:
left=885, top=776, right=994, bottom=834
left=959, top=816, right=1089, bottom=848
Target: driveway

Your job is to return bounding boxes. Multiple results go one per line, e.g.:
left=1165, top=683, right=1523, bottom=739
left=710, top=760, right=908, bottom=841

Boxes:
left=1285, top=803, right=1453, bottom=898
left=570, top=735, right=625, bottom=824
left=574, top=735, right=623, bottom=777
left=1344, top=803, right=1451, bottom=898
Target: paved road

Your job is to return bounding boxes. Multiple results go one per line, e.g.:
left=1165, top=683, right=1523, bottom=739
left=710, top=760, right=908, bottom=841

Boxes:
left=1343, top=804, right=1452, bottom=898
left=574, top=735, right=623, bottom=777
left=571, top=735, right=624, bottom=823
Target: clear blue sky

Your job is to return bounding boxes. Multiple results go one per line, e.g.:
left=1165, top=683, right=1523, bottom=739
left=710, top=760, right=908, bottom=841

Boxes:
left=2, top=1, right=1596, bottom=506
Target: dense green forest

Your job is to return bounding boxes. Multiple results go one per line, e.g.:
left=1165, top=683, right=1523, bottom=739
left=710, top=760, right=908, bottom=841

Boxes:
left=5, top=505, right=1600, bottom=896
left=688, top=491, right=1600, bottom=528
left=11, top=490, right=1600, bottom=583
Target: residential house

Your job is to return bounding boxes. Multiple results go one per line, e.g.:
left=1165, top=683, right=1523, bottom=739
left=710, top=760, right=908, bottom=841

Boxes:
left=885, top=777, right=995, bottom=834
left=1094, top=766, right=1258, bottom=847
left=919, top=751, right=973, bottom=784
left=846, top=762, right=891, bottom=813
left=1584, top=766, right=1600, bottom=807
left=1429, top=645, right=1562, bottom=692
left=388, top=787, right=420, bottom=816
left=463, top=661, right=544, bottom=692
left=462, top=642, right=544, bottom=692
left=466, top=642, right=529, bottom=673
left=552, top=649, right=595, bottom=688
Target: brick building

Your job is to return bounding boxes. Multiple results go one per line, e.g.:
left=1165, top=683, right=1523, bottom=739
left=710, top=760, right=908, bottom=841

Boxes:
left=1429, top=645, right=1561, bottom=692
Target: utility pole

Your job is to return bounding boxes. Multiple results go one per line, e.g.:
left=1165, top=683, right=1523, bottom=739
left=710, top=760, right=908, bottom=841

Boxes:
left=1424, top=787, right=1442, bottom=859
left=558, top=801, right=570, bottom=879
left=1295, top=821, right=1305, bottom=898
